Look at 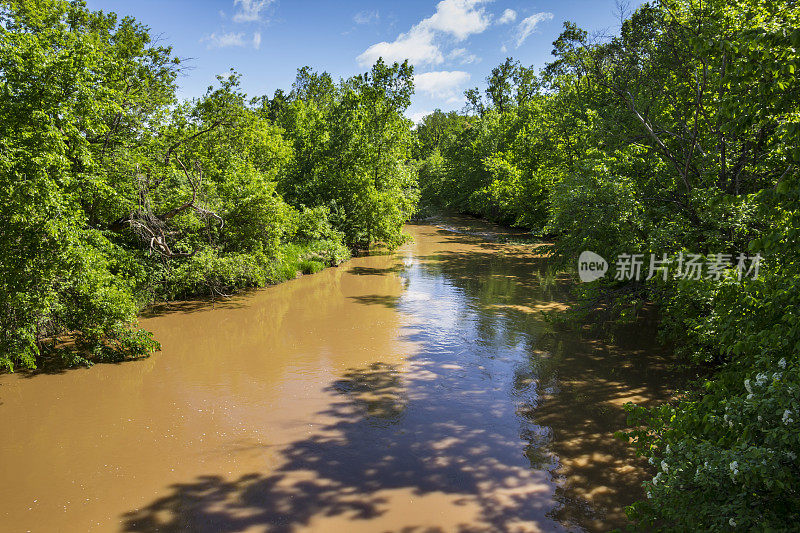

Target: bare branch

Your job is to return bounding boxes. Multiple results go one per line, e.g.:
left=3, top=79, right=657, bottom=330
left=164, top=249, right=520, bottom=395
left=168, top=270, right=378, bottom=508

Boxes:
left=164, top=119, right=224, bottom=165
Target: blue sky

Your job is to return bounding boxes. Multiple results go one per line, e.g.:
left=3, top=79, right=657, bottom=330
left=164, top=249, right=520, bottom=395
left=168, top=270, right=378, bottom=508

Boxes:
left=86, top=0, right=642, bottom=121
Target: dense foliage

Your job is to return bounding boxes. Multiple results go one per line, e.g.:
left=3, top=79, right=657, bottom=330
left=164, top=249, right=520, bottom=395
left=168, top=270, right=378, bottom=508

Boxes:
left=414, top=0, right=799, bottom=529
left=4, top=0, right=798, bottom=527
left=0, top=0, right=417, bottom=371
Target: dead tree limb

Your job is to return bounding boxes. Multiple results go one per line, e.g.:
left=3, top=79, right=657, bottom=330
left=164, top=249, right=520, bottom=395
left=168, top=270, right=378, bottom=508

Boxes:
left=112, top=158, right=223, bottom=258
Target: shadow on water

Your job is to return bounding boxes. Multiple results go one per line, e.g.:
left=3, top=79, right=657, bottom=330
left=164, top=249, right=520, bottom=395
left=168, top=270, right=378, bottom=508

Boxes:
left=347, top=265, right=406, bottom=276
left=140, top=297, right=250, bottom=319
left=347, top=294, right=403, bottom=308
left=122, top=221, right=677, bottom=533
left=122, top=355, right=561, bottom=532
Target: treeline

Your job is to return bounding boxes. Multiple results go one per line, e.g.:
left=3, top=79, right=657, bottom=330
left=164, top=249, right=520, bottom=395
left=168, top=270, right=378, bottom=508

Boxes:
left=3, top=0, right=798, bottom=527
left=414, top=0, right=799, bottom=529
left=0, top=1, right=417, bottom=371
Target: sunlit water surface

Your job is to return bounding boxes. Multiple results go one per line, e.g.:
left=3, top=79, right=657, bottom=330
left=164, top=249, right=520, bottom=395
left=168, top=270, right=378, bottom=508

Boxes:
left=0, top=217, right=675, bottom=532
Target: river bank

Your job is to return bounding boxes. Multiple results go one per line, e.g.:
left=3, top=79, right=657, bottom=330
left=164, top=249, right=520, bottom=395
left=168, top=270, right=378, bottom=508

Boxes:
left=0, top=217, right=679, bottom=532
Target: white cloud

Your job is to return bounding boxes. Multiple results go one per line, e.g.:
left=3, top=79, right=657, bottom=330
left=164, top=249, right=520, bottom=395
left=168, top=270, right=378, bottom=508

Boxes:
left=357, top=0, right=491, bottom=67
left=233, top=0, right=273, bottom=23
left=449, top=48, right=479, bottom=64
left=408, top=110, right=433, bottom=124
left=516, top=12, right=553, bottom=47
left=204, top=32, right=246, bottom=49
left=359, top=26, right=443, bottom=66
left=414, top=70, right=471, bottom=99
left=354, top=10, right=379, bottom=25
left=501, top=44, right=508, bottom=53
left=204, top=31, right=262, bottom=50
left=498, top=9, right=517, bottom=24
left=424, top=0, right=491, bottom=40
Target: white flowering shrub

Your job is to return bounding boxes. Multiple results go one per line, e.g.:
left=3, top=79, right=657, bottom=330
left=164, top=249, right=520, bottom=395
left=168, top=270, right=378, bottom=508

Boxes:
left=625, top=355, right=799, bottom=529
left=623, top=178, right=800, bottom=530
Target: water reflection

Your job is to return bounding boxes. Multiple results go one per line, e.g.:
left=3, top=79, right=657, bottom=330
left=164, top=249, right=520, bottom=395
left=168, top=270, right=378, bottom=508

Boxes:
left=0, top=216, right=676, bottom=532
left=124, top=349, right=557, bottom=531
left=123, top=218, right=676, bottom=532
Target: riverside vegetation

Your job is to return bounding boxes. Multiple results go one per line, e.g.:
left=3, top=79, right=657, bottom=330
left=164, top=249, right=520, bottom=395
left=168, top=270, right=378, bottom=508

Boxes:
left=0, top=1, right=416, bottom=370
left=414, top=1, right=800, bottom=529
left=2, top=0, right=799, bottom=530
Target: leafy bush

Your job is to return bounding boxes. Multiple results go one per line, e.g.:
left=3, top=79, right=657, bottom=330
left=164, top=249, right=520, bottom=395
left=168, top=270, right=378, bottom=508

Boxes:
left=413, top=0, right=800, bottom=528
left=294, top=206, right=344, bottom=243
left=0, top=1, right=413, bottom=371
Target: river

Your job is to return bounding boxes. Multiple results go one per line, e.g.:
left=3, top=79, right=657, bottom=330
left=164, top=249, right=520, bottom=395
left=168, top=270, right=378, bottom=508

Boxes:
left=0, top=217, right=675, bottom=532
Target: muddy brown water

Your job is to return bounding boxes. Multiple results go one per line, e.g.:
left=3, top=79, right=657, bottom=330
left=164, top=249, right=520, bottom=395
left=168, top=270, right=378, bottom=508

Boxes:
left=0, top=217, right=676, bottom=532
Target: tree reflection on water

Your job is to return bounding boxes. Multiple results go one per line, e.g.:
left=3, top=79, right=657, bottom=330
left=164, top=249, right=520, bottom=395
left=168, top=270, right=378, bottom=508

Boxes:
left=124, top=221, right=678, bottom=533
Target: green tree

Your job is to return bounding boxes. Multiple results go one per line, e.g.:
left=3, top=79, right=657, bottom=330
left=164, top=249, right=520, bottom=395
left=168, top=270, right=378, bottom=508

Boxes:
left=277, top=60, right=418, bottom=248
left=0, top=0, right=175, bottom=369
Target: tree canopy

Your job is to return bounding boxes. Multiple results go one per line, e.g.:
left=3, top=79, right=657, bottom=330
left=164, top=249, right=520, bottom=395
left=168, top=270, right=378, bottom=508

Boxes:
left=0, top=0, right=417, bottom=371
left=414, top=0, right=800, bottom=528
left=2, top=0, right=798, bottom=527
